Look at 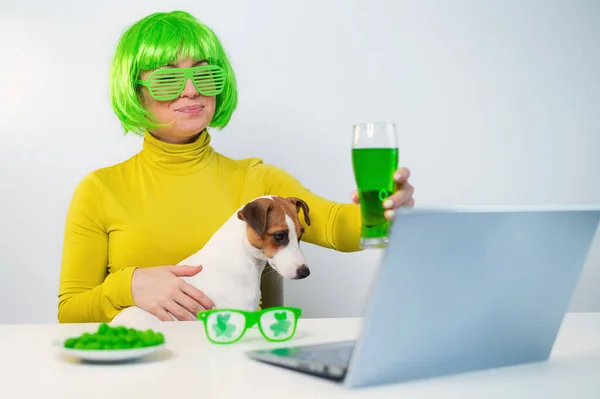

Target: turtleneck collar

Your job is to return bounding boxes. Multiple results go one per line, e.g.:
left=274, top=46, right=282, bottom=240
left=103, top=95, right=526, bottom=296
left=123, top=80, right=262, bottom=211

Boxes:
left=139, top=130, right=215, bottom=174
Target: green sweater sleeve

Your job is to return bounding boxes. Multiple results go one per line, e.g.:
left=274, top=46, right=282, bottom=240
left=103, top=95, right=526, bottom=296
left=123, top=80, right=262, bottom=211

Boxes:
left=250, top=162, right=362, bottom=252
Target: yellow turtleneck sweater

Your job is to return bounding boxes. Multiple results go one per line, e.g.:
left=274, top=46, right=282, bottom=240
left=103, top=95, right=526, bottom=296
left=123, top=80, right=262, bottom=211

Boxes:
left=58, top=131, right=362, bottom=323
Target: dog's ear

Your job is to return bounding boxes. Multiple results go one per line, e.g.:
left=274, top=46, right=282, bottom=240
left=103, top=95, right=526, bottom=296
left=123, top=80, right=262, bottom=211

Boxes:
left=237, top=200, right=271, bottom=236
left=288, top=197, right=311, bottom=226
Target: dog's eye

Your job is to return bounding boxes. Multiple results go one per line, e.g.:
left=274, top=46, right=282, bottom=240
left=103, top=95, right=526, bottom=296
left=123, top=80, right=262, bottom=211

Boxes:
left=273, top=232, right=287, bottom=242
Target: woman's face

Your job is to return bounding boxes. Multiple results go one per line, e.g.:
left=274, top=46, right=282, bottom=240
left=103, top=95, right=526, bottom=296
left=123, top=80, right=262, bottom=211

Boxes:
left=139, top=58, right=216, bottom=144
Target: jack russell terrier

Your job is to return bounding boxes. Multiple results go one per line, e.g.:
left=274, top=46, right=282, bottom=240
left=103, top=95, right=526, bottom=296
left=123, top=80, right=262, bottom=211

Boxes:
left=111, top=195, right=311, bottom=329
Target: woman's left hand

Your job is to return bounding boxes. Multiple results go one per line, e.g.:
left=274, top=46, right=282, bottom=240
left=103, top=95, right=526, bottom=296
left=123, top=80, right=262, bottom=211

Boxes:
left=351, top=167, right=415, bottom=220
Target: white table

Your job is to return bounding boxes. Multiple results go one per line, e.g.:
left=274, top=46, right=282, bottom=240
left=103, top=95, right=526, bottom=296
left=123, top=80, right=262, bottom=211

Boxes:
left=1, top=313, right=599, bottom=398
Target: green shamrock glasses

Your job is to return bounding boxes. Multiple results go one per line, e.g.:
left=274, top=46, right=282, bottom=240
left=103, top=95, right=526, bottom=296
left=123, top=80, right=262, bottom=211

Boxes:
left=137, top=64, right=226, bottom=101
left=197, top=307, right=302, bottom=344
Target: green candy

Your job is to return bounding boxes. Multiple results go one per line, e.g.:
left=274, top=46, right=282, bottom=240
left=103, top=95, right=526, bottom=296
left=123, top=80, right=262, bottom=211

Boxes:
left=63, top=323, right=165, bottom=350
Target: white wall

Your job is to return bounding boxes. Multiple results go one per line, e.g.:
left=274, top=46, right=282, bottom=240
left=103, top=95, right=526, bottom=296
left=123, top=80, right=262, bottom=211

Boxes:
left=0, top=0, right=598, bottom=324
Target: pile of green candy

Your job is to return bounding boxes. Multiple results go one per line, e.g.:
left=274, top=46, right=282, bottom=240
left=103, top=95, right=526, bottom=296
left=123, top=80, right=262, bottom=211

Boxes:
left=63, top=323, right=165, bottom=350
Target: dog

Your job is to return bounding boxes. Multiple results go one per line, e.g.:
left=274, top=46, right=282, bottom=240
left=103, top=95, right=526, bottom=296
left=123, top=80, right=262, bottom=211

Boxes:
left=110, top=195, right=311, bottom=329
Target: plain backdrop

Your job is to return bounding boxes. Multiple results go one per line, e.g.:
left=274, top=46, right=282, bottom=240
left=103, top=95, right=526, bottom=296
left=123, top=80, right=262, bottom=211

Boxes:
left=0, top=0, right=598, bottom=324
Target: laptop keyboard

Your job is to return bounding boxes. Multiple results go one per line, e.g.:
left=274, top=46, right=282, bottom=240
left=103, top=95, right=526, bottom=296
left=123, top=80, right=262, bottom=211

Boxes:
left=293, top=341, right=355, bottom=366
left=249, top=341, right=356, bottom=380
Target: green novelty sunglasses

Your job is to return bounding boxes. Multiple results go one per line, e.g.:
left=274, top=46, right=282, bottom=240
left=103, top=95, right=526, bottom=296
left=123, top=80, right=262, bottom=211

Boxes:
left=197, top=307, right=302, bottom=344
left=137, top=64, right=225, bottom=101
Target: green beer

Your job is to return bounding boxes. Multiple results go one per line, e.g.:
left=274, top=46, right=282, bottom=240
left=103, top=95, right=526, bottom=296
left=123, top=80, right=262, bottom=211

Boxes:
left=352, top=147, right=398, bottom=243
left=351, top=122, right=398, bottom=248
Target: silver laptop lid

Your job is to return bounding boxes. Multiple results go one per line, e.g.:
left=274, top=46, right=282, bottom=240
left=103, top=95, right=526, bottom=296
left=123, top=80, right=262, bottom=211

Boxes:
left=345, top=207, right=600, bottom=388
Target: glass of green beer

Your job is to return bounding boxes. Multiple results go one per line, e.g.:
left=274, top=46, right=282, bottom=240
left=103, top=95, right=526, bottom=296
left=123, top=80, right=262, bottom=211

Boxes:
left=351, top=122, right=399, bottom=249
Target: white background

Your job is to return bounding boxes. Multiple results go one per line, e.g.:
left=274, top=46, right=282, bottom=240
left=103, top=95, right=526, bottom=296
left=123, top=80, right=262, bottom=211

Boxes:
left=0, top=0, right=598, bottom=324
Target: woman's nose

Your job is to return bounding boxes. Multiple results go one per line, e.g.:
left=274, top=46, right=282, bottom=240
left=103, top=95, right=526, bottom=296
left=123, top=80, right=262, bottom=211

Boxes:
left=180, top=78, right=199, bottom=97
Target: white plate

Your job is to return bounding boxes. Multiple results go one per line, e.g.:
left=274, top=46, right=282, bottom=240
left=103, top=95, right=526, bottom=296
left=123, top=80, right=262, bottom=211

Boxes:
left=60, top=344, right=166, bottom=363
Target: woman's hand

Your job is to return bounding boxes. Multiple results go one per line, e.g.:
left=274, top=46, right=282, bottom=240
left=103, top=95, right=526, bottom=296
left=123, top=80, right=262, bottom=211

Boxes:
left=351, top=166, right=415, bottom=220
left=131, top=265, right=215, bottom=321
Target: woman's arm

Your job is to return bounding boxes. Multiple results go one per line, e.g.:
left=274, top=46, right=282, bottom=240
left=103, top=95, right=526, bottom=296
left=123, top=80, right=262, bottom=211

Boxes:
left=58, top=172, right=136, bottom=323
left=250, top=162, right=363, bottom=252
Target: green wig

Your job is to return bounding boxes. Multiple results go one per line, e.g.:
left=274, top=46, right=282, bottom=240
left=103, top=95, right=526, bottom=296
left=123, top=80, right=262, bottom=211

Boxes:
left=109, top=10, right=238, bottom=135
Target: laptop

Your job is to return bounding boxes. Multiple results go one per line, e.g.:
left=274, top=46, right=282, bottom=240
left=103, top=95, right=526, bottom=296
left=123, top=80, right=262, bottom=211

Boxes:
left=246, top=206, right=600, bottom=388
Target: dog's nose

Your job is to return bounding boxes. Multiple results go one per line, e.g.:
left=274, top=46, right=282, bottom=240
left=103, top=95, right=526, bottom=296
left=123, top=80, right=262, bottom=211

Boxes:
left=296, top=265, right=310, bottom=279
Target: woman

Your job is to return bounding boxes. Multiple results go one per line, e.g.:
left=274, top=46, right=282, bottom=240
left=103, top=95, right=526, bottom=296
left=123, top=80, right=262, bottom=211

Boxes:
left=57, top=10, right=415, bottom=323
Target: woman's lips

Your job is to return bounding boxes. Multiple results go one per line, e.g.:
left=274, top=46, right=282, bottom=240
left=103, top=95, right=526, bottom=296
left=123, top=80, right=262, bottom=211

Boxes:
left=176, top=105, right=204, bottom=115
